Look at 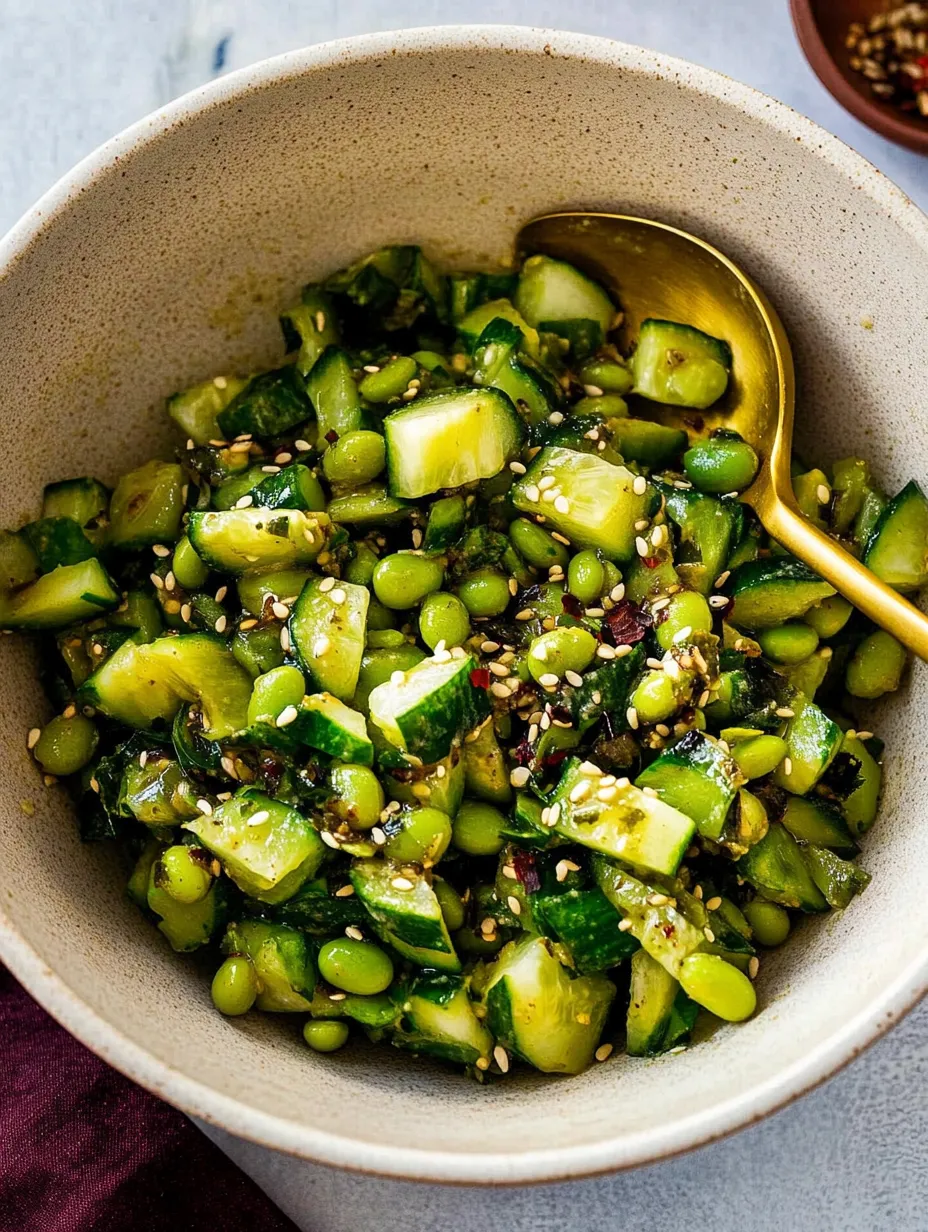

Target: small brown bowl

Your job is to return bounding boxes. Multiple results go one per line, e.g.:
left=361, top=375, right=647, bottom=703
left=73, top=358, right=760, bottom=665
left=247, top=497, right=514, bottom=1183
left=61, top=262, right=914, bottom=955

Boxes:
left=791, top=0, right=928, bottom=154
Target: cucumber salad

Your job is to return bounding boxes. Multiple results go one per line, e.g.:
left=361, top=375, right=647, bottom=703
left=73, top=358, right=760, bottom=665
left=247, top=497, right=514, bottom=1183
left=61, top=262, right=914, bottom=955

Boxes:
left=8, top=246, right=927, bottom=1077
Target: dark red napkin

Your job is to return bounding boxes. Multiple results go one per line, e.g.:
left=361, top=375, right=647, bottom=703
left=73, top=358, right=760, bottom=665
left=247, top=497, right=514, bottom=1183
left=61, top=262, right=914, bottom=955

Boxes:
left=0, top=965, right=299, bottom=1232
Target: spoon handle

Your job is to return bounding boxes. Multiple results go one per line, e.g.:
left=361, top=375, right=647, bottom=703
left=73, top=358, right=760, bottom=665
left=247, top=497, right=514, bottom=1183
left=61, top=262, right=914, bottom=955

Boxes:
left=762, top=500, right=928, bottom=661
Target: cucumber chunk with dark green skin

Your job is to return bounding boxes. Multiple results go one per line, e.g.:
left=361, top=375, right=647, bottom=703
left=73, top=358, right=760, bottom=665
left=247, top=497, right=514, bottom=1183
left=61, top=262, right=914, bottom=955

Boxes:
left=391, top=974, right=493, bottom=1065
left=289, top=577, right=369, bottom=702
left=327, top=485, right=412, bottom=526
left=350, top=859, right=461, bottom=972
left=611, top=419, right=687, bottom=468
left=167, top=374, right=251, bottom=445
left=773, top=694, right=843, bottom=796
left=250, top=464, right=327, bottom=512
left=186, top=508, right=330, bottom=574
left=778, top=794, right=857, bottom=856
left=514, top=255, right=616, bottom=359
left=725, top=557, right=836, bottom=630
left=305, top=346, right=363, bottom=444
left=863, top=480, right=928, bottom=593
left=736, top=823, right=827, bottom=912
left=217, top=366, right=312, bottom=440
left=626, top=949, right=688, bottom=1057
left=20, top=518, right=96, bottom=573
left=804, top=845, right=871, bottom=909
left=839, top=732, right=882, bottom=836
left=592, top=856, right=706, bottom=978
left=368, top=651, right=489, bottom=765
left=533, top=888, right=639, bottom=973
left=655, top=482, right=740, bottom=594
left=472, top=317, right=560, bottom=427
left=636, top=730, right=742, bottom=841
left=222, top=920, right=315, bottom=1012
left=631, top=319, right=731, bottom=409
left=0, top=557, right=120, bottom=629
left=109, top=460, right=185, bottom=549
left=423, top=494, right=467, bottom=552
left=290, top=693, right=374, bottom=765
left=279, top=286, right=340, bottom=375
left=41, top=477, right=110, bottom=538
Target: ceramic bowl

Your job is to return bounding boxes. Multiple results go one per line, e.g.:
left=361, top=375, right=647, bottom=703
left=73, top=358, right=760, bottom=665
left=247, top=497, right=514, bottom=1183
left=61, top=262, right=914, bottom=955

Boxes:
left=0, top=26, right=926, bottom=1185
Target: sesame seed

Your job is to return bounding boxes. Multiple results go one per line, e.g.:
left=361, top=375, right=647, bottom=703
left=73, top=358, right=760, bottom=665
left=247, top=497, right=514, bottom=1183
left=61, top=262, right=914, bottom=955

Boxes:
left=480, top=917, right=497, bottom=936
left=433, top=648, right=452, bottom=664
left=220, top=756, right=238, bottom=778
left=783, top=757, right=793, bottom=775
left=235, top=494, right=254, bottom=509
left=320, top=832, right=340, bottom=849
left=152, top=544, right=171, bottom=558
left=510, top=766, right=531, bottom=788
left=705, top=896, right=723, bottom=911
left=697, top=689, right=710, bottom=708
left=215, top=585, right=228, bottom=603
left=672, top=626, right=692, bottom=644
left=272, top=601, right=289, bottom=620
left=276, top=705, right=299, bottom=727
left=626, top=707, right=639, bottom=730
left=150, top=573, right=164, bottom=590
left=319, top=576, right=335, bottom=593
left=551, top=532, right=571, bottom=545
left=591, top=691, right=602, bottom=705
left=164, top=599, right=181, bottom=615
left=508, top=577, right=519, bottom=596
left=857, top=730, right=874, bottom=741
left=597, top=785, right=618, bottom=802
left=363, top=363, right=381, bottom=373
left=196, top=799, right=213, bottom=816
left=703, top=927, right=716, bottom=943
left=303, top=528, right=315, bottom=545
left=371, top=827, right=386, bottom=845
left=749, top=957, right=760, bottom=980
left=618, top=918, right=633, bottom=932
left=295, top=439, right=312, bottom=452
left=817, top=483, right=831, bottom=504
left=565, top=670, right=583, bottom=687
left=634, top=519, right=649, bottom=531
left=209, top=439, right=228, bottom=448
left=229, top=439, right=252, bottom=454
left=633, top=475, right=648, bottom=496
left=261, top=465, right=281, bottom=474
left=775, top=707, right=795, bottom=719
left=247, top=810, right=270, bottom=827
left=214, top=615, right=227, bottom=634
left=475, top=1056, right=491, bottom=1071
left=596, top=644, right=616, bottom=660
left=635, top=536, right=649, bottom=557
left=541, top=487, right=560, bottom=504
left=481, top=640, right=501, bottom=653
left=509, top=460, right=527, bottom=474
left=583, top=384, right=604, bottom=397
left=548, top=802, right=561, bottom=826
left=714, top=570, right=731, bottom=588
left=329, top=588, right=346, bottom=605
left=280, top=627, right=291, bottom=653
left=646, top=657, right=664, bottom=670
left=548, top=411, right=564, bottom=426
left=390, top=670, right=406, bottom=686
left=538, top=672, right=559, bottom=689
left=239, top=618, right=258, bottom=630
left=335, top=884, right=355, bottom=897
left=651, top=596, right=671, bottom=613
left=554, top=495, right=570, bottom=514
left=540, top=712, right=552, bottom=732
left=570, top=780, right=592, bottom=803
left=524, top=484, right=540, bottom=503
left=647, top=893, right=670, bottom=906
left=489, top=661, right=509, bottom=677
left=507, top=895, right=522, bottom=916
left=186, top=438, right=195, bottom=450
left=493, top=1045, right=510, bottom=1073
left=651, top=524, right=666, bottom=547
left=490, top=682, right=512, bottom=699
left=345, top=926, right=364, bottom=941
left=655, top=723, right=671, bottom=738
left=139, top=751, right=149, bottom=768
left=585, top=607, right=605, bottom=618
left=327, top=992, right=347, bottom=1002
left=527, top=722, right=539, bottom=743
left=611, top=584, right=626, bottom=602
left=595, top=1043, right=614, bottom=1062
left=709, top=595, right=729, bottom=608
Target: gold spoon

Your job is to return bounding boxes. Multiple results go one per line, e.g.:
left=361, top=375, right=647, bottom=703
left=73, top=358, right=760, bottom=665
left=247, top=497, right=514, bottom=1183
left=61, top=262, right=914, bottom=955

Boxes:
left=517, top=211, right=928, bottom=660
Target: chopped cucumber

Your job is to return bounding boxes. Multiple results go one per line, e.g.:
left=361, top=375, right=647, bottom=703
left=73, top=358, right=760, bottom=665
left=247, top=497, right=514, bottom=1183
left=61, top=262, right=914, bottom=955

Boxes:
left=805, top=845, right=871, bottom=909
left=593, top=856, right=706, bottom=978
left=863, top=480, right=928, bottom=592
left=0, top=558, right=119, bottom=629
left=631, top=319, right=731, bottom=408
left=222, top=920, right=315, bottom=1011
left=148, top=868, right=224, bottom=952
left=187, top=508, right=330, bottom=574
left=368, top=651, right=489, bottom=765
left=736, top=823, right=827, bottom=912
left=636, top=731, right=742, bottom=841
left=658, top=483, right=740, bottom=595
left=217, top=366, right=312, bottom=440
left=305, top=346, right=363, bottom=444
left=514, top=255, right=616, bottom=358
left=392, top=974, right=493, bottom=1066
left=472, top=318, right=560, bottom=426
left=289, top=577, right=369, bottom=701
left=109, top=460, right=185, bottom=549
left=21, top=517, right=96, bottom=573
left=626, top=949, right=683, bottom=1057
left=533, top=888, right=639, bottom=973
left=612, top=419, right=687, bottom=468
left=457, top=298, right=539, bottom=356
left=327, top=484, right=412, bottom=526
left=167, top=374, right=250, bottom=444
left=292, top=693, right=374, bottom=765
left=773, top=694, right=843, bottom=795
left=780, top=794, right=857, bottom=856
left=41, top=477, right=109, bottom=537
left=350, top=859, right=460, bottom=972
left=726, top=557, right=836, bottom=629
left=279, top=286, right=340, bottom=375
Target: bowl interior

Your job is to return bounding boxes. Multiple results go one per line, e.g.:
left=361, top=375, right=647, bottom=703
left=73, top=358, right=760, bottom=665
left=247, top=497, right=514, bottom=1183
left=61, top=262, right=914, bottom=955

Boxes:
left=1, top=29, right=927, bottom=1182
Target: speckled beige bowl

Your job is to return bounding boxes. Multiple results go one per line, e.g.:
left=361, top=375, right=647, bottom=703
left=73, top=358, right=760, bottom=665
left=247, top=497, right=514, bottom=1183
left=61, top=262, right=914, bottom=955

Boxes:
left=0, top=26, right=926, bottom=1185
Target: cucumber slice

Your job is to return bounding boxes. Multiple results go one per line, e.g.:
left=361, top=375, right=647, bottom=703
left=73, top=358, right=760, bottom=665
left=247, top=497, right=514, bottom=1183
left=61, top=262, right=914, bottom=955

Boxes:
left=382, top=747, right=465, bottom=816
left=185, top=788, right=325, bottom=904
left=780, top=794, right=857, bottom=856
left=325, top=245, right=446, bottom=330
left=568, top=645, right=645, bottom=732
left=658, top=483, right=740, bottom=595
left=148, top=870, right=224, bottom=952
left=222, top=920, right=314, bottom=1011
left=21, top=517, right=96, bottom=573
left=840, top=732, right=882, bottom=836
left=392, top=974, right=493, bottom=1066
left=482, top=935, right=615, bottom=1074
left=423, top=494, right=467, bottom=552
left=305, top=346, right=363, bottom=444
left=109, top=460, right=185, bottom=549
left=42, top=477, right=110, bottom=534
left=289, top=577, right=369, bottom=701
left=186, top=508, right=330, bottom=574
left=250, top=464, right=327, bottom=512
left=550, top=758, right=695, bottom=876
left=272, top=879, right=370, bottom=936
left=309, top=988, right=399, bottom=1031
left=350, top=859, right=460, bottom=972
left=368, top=651, right=489, bottom=765
left=327, top=484, right=412, bottom=526
left=631, top=319, right=731, bottom=409
left=863, top=480, right=928, bottom=593
left=167, top=374, right=250, bottom=445
left=457, top=298, right=539, bottom=356
left=511, top=446, right=656, bottom=562
left=0, top=531, right=39, bottom=593
left=449, top=273, right=518, bottom=322
left=626, top=948, right=681, bottom=1057
left=0, top=558, right=119, bottom=629
left=292, top=693, right=374, bottom=765
left=772, top=694, right=843, bottom=795
left=237, top=569, right=314, bottom=616
left=384, top=388, right=524, bottom=500
left=462, top=718, right=512, bottom=806
left=532, top=888, right=639, bottom=973
left=473, top=318, right=560, bottom=426
left=635, top=730, right=742, bottom=841
left=279, top=286, right=340, bottom=375
left=611, top=419, right=687, bottom=468
left=726, top=557, right=835, bottom=630
left=78, top=632, right=251, bottom=738
left=217, top=366, right=312, bottom=439
left=736, top=823, right=827, bottom=912
left=514, top=255, right=615, bottom=358
left=121, top=755, right=200, bottom=825
left=804, top=845, right=870, bottom=909
left=592, top=856, right=706, bottom=978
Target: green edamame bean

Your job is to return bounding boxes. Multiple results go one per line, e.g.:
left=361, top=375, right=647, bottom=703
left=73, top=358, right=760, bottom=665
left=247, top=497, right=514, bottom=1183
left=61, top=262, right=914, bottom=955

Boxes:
left=318, top=938, right=394, bottom=996
left=802, top=594, right=853, bottom=638
left=845, top=629, right=907, bottom=699
left=433, top=876, right=466, bottom=931
left=509, top=518, right=569, bottom=570
left=600, top=560, right=622, bottom=594
left=679, top=953, right=757, bottom=1021
left=345, top=542, right=380, bottom=587
left=571, top=394, right=629, bottom=418
left=577, top=358, right=634, bottom=396
left=172, top=535, right=209, bottom=589
left=367, top=629, right=407, bottom=649
left=246, top=664, right=306, bottom=726
left=303, top=1019, right=350, bottom=1052
left=757, top=623, right=820, bottom=666
left=419, top=591, right=471, bottom=650
left=211, top=956, right=258, bottom=1016
left=384, top=806, right=453, bottom=865
left=567, top=550, right=605, bottom=605
left=630, top=670, right=679, bottom=723
left=156, top=845, right=213, bottom=905
left=655, top=590, right=713, bottom=651
left=366, top=599, right=397, bottom=631
left=743, top=899, right=791, bottom=948
left=526, top=626, right=597, bottom=683
left=456, top=568, right=512, bottom=618
left=373, top=553, right=444, bottom=609
left=731, top=734, right=788, bottom=779
left=684, top=435, right=759, bottom=495
left=322, top=430, right=386, bottom=486
left=329, top=763, right=385, bottom=830
left=452, top=801, right=507, bottom=856
left=33, top=714, right=98, bottom=776
left=359, top=356, right=418, bottom=403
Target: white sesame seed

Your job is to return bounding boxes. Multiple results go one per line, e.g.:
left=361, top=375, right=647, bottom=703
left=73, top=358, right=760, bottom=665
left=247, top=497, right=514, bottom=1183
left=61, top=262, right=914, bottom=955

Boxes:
left=817, top=483, right=831, bottom=504
left=775, top=707, right=795, bottom=719
left=261, top=465, right=281, bottom=474
left=509, top=460, right=527, bottom=474
left=303, top=528, right=315, bottom=545
left=596, top=644, right=616, bottom=660
left=329, top=588, right=346, bottom=605
left=214, top=615, right=227, bottom=634
left=583, top=384, right=604, bottom=397
left=489, top=662, right=509, bottom=677
left=634, top=519, right=649, bottom=532
left=554, top=495, right=570, bottom=514
left=714, top=570, right=731, bottom=588
left=569, top=780, right=591, bottom=803
left=539, top=672, right=559, bottom=689
left=363, top=363, right=381, bottom=373
left=150, top=573, right=164, bottom=590
left=279, top=627, right=291, bottom=653
left=618, top=918, right=633, bottom=932
left=635, top=536, right=649, bottom=557
left=295, top=439, right=312, bottom=452
left=481, top=640, right=501, bottom=653
left=139, top=751, right=148, bottom=768
left=585, top=607, right=605, bottom=618
left=697, top=689, right=710, bottom=708
left=549, top=801, right=561, bottom=825
left=595, top=1043, right=614, bottom=1062
left=480, top=917, right=497, bottom=936
left=626, top=707, right=640, bottom=730
left=186, top=438, right=195, bottom=451
left=328, top=992, right=347, bottom=1001
left=856, top=730, right=873, bottom=741
left=551, top=532, right=571, bottom=545
left=371, top=827, right=386, bottom=845
left=646, top=657, right=664, bottom=670
left=510, top=766, right=531, bottom=788
left=565, top=670, right=583, bottom=687
left=276, top=705, right=299, bottom=727
left=196, top=799, right=213, bottom=816
left=335, top=884, right=355, bottom=897
left=319, top=576, right=336, bottom=593
left=749, top=956, right=760, bottom=980
left=672, top=625, right=693, bottom=644
left=655, top=723, right=671, bottom=738
left=27, top=727, right=41, bottom=750
left=820, top=646, right=833, bottom=659
left=524, top=484, right=540, bottom=503
left=651, top=524, right=666, bottom=547
left=508, top=577, right=519, bottom=596
left=651, top=596, right=671, bottom=612
left=490, top=682, right=513, bottom=699
left=611, top=584, right=626, bottom=602
left=540, top=712, right=552, bottom=732
left=214, top=585, right=228, bottom=603
left=239, top=618, right=258, bottom=630
left=507, top=895, right=522, bottom=916
left=548, top=411, right=564, bottom=426
left=272, top=601, right=290, bottom=620
left=345, top=925, right=364, bottom=941
left=703, top=926, right=716, bottom=943
left=247, top=810, right=270, bottom=827
left=220, top=756, right=238, bottom=778
left=493, top=1045, right=510, bottom=1073
left=320, top=831, right=340, bottom=849
left=152, top=544, right=171, bottom=558
left=591, top=691, right=602, bottom=705
left=783, top=757, right=793, bottom=776
left=235, top=494, right=254, bottom=509
left=709, top=595, right=729, bottom=608
left=633, top=475, right=648, bottom=496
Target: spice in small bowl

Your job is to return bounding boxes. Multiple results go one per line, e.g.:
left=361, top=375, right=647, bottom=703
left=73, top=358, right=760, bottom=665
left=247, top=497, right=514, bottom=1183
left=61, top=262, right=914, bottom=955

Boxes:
left=845, top=3, right=928, bottom=117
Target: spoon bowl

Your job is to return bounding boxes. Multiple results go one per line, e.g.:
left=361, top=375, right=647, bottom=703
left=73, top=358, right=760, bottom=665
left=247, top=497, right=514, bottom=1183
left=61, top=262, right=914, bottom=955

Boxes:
left=518, top=211, right=928, bottom=659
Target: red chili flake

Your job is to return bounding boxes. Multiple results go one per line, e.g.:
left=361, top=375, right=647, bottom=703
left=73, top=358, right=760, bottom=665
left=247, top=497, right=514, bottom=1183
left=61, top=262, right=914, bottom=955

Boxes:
left=324, top=429, right=339, bottom=444
left=513, top=849, right=541, bottom=894
left=604, top=599, right=653, bottom=646
left=469, top=668, right=490, bottom=689
left=713, top=597, right=735, bottom=621
left=662, top=925, right=676, bottom=938
left=541, top=748, right=570, bottom=770
left=511, top=738, right=535, bottom=767
left=561, top=592, right=584, bottom=620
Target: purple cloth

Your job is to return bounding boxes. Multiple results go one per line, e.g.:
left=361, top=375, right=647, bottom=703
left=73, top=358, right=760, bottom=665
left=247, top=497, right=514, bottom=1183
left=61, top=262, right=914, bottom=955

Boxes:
left=0, top=966, right=299, bottom=1232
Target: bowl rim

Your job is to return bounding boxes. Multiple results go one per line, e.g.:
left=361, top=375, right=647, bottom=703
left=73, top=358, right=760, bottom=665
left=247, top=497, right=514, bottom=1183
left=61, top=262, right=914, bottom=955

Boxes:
left=2, top=22, right=928, bottom=1186
left=789, top=0, right=928, bottom=155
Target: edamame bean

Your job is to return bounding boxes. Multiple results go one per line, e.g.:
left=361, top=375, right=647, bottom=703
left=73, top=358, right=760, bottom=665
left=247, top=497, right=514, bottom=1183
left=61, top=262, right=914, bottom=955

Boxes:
left=509, top=518, right=569, bottom=570
left=246, top=664, right=306, bottom=726
left=452, top=801, right=507, bottom=856
left=683, top=434, right=759, bottom=495
left=567, top=550, right=605, bottom=605
left=419, top=591, right=471, bottom=650
left=526, top=626, right=597, bottom=683
left=655, top=589, right=713, bottom=651
left=845, top=629, right=907, bottom=699
left=329, top=763, right=385, bottom=830
left=456, top=568, right=512, bottom=618
left=600, top=560, right=622, bottom=594
left=757, top=623, right=820, bottom=666
left=366, top=629, right=407, bottom=649
left=571, top=394, right=629, bottom=418
left=156, top=845, right=213, bottom=905
left=172, top=535, right=209, bottom=589
left=802, top=594, right=852, bottom=638
left=679, top=953, right=757, bottom=1021
left=743, top=899, right=791, bottom=948
left=578, top=358, right=634, bottom=396
left=211, top=956, right=258, bottom=1016
left=629, top=670, right=679, bottom=723
left=433, top=876, right=466, bottom=931
left=359, top=356, right=418, bottom=403
left=373, top=553, right=444, bottom=609
left=318, top=938, right=394, bottom=995
left=345, top=542, right=380, bottom=586
left=366, top=599, right=398, bottom=630
left=33, top=714, right=98, bottom=776
left=731, top=734, right=788, bottom=779
left=384, top=806, right=453, bottom=865
left=322, top=431, right=386, bottom=486
left=303, top=1019, right=350, bottom=1052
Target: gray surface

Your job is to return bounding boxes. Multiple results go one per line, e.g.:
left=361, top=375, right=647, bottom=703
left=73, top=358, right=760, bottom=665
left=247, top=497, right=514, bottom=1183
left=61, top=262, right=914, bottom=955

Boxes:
left=2, top=1, right=927, bottom=1228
